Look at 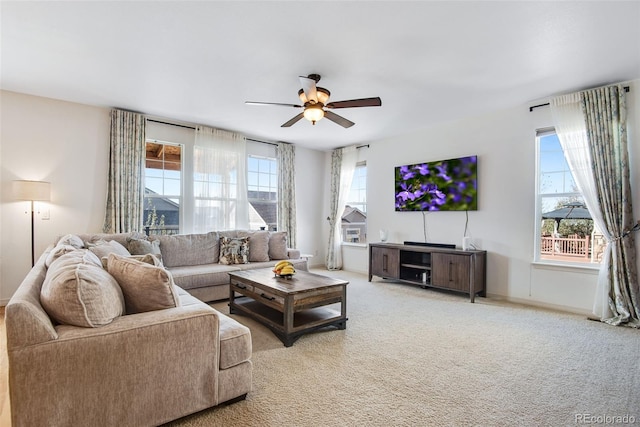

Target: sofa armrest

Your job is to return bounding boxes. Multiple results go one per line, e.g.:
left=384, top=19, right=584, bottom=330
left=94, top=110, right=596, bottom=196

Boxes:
left=287, top=248, right=301, bottom=259
left=9, top=304, right=222, bottom=427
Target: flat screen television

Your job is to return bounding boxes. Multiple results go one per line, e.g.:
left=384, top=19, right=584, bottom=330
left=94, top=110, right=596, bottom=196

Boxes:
left=395, top=155, right=478, bottom=211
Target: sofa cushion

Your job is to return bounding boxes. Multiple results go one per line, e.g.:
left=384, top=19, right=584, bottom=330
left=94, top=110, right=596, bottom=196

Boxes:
left=172, top=287, right=251, bottom=369
left=167, top=263, right=241, bottom=291
left=88, top=240, right=132, bottom=259
left=106, top=253, right=181, bottom=314
left=219, top=237, right=249, bottom=265
left=217, top=311, right=252, bottom=369
left=268, top=231, right=289, bottom=260
left=154, top=232, right=219, bottom=268
left=41, top=250, right=125, bottom=328
left=238, top=230, right=270, bottom=262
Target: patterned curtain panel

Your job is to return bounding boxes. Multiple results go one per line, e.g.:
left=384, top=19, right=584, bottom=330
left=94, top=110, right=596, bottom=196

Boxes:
left=551, top=84, right=638, bottom=327
left=193, top=126, right=248, bottom=232
left=326, top=146, right=357, bottom=270
left=277, top=142, right=297, bottom=248
left=582, top=85, right=638, bottom=327
left=103, top=109, right=146, bottom=233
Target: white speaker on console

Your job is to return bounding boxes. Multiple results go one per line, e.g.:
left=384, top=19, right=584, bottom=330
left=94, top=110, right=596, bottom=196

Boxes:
left=462, top=236, right=471, bottom=251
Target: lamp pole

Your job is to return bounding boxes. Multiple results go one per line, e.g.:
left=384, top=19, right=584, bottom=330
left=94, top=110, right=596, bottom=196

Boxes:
left=30, top=200, right=35, bottom=267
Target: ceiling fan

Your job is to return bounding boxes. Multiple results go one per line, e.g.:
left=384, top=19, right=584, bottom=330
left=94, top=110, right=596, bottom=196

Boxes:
left=245, top=74, right=382, bottom=128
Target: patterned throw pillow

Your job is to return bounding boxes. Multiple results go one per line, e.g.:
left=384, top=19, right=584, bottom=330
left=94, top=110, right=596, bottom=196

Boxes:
left=219, top=237, right=250, bottom=265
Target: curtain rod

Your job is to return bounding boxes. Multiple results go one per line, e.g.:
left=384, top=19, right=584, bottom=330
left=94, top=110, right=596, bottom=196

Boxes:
left=146, top=118, right=277, bottom=146
left=529, top=85, right=630, bottom=112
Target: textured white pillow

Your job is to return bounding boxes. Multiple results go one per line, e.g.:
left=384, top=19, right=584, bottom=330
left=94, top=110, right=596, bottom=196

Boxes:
left=88, top=240, right=131, bottom=259
left=55, top=234, right=85, bottom=249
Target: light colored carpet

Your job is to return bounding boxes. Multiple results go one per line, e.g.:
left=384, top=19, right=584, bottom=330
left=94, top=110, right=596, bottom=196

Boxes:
left=165, top=269, right=640, bottom=427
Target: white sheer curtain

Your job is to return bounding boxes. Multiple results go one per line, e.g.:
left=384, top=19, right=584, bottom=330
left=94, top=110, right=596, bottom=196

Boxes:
left=193, top=126, right=248, bottom=232
left=551, top=92, right=624, bottom=321
left=326, top=145, right=357, bottom=270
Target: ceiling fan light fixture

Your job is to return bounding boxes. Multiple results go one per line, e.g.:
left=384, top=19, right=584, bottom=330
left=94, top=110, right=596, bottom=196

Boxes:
left=303, top=104, right=324, bottom=125
left=298, top=87, right=331, bottom=105
left=316, top=87, right=330, bottom=104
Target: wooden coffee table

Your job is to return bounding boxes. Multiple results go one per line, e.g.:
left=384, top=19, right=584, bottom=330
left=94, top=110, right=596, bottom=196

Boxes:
left=228, top=268, right=348, bottom=347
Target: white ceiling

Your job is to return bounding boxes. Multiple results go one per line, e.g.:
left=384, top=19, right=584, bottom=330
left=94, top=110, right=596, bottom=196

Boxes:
left=2, top=1, right=639, bottom=151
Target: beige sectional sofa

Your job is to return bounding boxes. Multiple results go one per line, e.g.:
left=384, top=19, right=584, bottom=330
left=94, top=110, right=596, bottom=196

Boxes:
left=5, top=229, right=303, bottom=426
left=77, top=229, right=308, bottom=302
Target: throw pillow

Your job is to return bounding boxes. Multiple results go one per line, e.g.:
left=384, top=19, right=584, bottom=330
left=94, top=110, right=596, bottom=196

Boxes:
left=268, top=231, right=289, bottom=260
left=45, top=243, right=83, bottom=268
left=88, top=240, right=131, bottom=260
left=127, top=236, right=162, bottom=260
left=106, top=253, right=181, bottom=314
left=219, top=237, right=250, bottom=265
left=98, top=253, right=162, bottom=269
left=55, top=234, right=84, bottom=249
left=237, top=230, right=270, bottom=262
left=41, top=251, right=125, bottom=328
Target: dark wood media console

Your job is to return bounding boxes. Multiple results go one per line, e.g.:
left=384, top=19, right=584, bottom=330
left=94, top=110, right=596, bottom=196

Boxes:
left=368, top=243, right=486, bottom=302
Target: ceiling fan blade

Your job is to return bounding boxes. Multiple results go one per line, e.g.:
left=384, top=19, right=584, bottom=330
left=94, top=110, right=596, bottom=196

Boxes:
left=299, top=76, right=318, bottom=104
left=325, top=97, right=382, bottom=109
left=324, top=110, right=355, bottom=128
left=246, top=101, right=302, bottom=108
left=281, top=112, right=305, bottom=127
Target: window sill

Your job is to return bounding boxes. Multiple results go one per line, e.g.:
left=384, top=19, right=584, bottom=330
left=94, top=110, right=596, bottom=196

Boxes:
left=531, top=260, right=600, bottom=274
left=341, top=242, right=368, bottom=248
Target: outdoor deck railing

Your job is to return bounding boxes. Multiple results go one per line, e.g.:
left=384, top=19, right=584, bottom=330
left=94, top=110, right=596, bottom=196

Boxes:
left=144, top=225, right=180, bottom=236
left=540, top=235, right=590, bottom=260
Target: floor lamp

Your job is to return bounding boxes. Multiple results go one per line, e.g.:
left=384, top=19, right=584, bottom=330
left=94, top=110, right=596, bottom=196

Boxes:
left=13, top=180, right=51, bottom=266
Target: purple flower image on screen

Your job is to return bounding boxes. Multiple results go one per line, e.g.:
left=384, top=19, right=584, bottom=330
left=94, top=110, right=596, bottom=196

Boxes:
left=394, top=155, right=478, bottom=211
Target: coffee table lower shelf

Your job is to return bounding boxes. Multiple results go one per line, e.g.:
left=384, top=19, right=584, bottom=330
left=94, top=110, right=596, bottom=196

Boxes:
left=230, top=297, right=347, bottom=347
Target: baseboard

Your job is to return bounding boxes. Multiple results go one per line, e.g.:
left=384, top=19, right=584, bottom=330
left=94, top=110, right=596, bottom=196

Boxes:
left=486, top=293, right=592, bottom=317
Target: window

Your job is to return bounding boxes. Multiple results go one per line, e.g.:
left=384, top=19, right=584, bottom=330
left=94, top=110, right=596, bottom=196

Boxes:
left=342, top=162, right=367, bottom=243
left=535, top=130, right=601, bottom=264
left=247, top=155, right=278, bottom=230
left=144, top=141, right=182, bottom=235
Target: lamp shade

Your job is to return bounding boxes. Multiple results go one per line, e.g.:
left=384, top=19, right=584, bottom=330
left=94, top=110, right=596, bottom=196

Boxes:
left=13, top=180, right=51, bottom=201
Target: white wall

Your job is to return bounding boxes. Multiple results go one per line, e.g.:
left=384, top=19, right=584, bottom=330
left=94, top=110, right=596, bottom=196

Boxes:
left=0, top=90, right=326, bottom=303
left=0, top=90, right=111, bottom=304
left=343, top=80, right=639, bottom=315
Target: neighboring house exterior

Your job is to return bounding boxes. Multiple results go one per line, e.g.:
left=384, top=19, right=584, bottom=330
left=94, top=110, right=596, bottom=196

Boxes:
left=341, top=205, right=366, bottom=243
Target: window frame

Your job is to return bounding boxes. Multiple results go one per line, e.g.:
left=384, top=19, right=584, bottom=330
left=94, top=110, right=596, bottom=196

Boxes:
left=534, top=128, right=600, bottom=268
left=143, top=139, right=183, bottom=235
left=247, top=154, right=278, bottom=231
left=342, top=161, right=367, bottom=245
